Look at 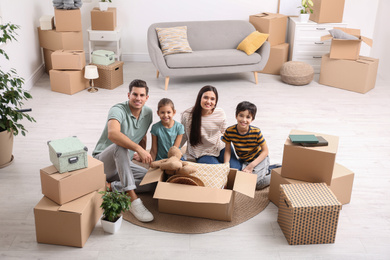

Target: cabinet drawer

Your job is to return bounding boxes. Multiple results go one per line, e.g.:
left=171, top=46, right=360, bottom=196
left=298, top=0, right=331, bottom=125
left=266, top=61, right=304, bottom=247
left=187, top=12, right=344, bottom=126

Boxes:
left=295, top=24, right=347, bottom=41
left=89, top=31, right=119, bottom=41
left=294, top=40, right=331, bottom=52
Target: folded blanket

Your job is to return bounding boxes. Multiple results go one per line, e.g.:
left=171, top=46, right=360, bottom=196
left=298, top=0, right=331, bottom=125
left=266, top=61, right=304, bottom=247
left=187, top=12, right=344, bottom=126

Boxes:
left=329, top=29, right=359, bottom=40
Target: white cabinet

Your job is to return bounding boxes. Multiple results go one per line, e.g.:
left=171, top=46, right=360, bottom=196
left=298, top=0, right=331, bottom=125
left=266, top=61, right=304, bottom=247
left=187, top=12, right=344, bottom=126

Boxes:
left=287, top=17, right=347, bottom=73
left=87, top=27, right=122, bottom=63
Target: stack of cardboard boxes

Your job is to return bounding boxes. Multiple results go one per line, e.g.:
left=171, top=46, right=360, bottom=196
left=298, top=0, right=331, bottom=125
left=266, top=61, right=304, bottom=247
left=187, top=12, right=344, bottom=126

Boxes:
left=269, top=129, right=354, bottom=245
left=38, top=9, right=88, bottom=95
left=249, top=12, right=289, bottom=75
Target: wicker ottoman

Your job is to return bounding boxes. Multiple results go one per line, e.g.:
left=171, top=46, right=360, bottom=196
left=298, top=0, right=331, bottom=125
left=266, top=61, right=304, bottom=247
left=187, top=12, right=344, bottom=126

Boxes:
left=280, top=61, right=314, bottom=86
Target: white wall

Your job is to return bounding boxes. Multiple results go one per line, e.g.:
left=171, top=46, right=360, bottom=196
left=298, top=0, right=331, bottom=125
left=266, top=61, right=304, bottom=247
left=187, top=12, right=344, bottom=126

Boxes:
left=0, top=0, right=386, bottom=90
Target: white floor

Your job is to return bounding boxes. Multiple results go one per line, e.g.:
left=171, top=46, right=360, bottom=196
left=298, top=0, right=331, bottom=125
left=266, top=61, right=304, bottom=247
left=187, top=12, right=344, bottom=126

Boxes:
left=1, top=62, right=389, bottom=259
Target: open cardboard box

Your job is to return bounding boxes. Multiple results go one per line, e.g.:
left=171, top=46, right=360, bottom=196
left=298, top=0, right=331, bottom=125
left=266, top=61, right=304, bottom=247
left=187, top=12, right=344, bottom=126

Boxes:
left=140, top=167, right=257, bottom=221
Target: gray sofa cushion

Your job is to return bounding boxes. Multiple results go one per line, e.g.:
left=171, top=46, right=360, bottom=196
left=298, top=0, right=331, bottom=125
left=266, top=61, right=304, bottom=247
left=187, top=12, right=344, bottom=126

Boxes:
left=165, top=49, right=262, bottom=68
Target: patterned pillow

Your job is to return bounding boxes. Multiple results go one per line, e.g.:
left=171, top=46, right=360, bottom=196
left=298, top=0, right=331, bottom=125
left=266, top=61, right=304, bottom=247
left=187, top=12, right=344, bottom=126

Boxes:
left=186, top=162, right=230, bottom=189
left=155, top=26, right=193, bottom=56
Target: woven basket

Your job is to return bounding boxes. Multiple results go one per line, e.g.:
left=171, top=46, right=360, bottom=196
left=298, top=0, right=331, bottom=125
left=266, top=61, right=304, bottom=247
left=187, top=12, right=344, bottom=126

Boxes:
left=280, top=61, right=314, bottom=86
left=166, top=175, right=205, bottom=186
left=92, top=61, right=124, bottom=90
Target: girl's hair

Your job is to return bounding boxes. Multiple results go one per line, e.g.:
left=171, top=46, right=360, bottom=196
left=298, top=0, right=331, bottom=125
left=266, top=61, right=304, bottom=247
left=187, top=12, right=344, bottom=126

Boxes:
left=189, top=85, right=219, bottom=146
left=157, top=98, right=175, bottom=111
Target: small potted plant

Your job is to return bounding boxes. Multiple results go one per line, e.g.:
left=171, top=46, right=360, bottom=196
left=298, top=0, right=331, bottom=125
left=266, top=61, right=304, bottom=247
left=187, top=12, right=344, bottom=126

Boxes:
left=99, top=0, right=112, bottom=11
left=298, top=0, right=314, bottom=23
left=99, top=188, right=131, bottom=234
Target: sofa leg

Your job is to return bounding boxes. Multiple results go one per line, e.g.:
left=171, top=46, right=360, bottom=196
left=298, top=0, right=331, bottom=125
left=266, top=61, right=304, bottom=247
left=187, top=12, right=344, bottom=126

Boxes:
left=253, top=72, right=258, bottom=84
left=165, top=77, right=170, bottom=91
left=156, top=70, right=159, bottom=78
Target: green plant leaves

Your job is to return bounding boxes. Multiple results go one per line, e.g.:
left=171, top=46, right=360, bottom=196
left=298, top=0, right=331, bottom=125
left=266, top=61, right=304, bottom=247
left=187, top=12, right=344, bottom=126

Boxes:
left=99, top=189, right=131, bottom=223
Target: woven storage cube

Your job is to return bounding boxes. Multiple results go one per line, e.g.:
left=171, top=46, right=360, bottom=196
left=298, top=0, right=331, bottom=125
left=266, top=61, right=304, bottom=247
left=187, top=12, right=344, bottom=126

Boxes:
left=93, top=61, right=124, bottom=90
left=280, top=61, right=314, bottom=86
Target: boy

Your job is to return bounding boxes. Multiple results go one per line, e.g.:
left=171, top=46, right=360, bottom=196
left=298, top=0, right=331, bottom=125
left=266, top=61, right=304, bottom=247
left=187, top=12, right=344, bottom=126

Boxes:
left=223, top=101, right=279, bottom=190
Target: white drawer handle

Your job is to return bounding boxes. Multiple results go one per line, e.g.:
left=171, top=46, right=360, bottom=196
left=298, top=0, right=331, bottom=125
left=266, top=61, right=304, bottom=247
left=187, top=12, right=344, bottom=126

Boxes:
left=316, top=28, right=326, bottom=30
left=313, top=56, right=322, bottom=58
left=314, top=42, right=324, bottom=45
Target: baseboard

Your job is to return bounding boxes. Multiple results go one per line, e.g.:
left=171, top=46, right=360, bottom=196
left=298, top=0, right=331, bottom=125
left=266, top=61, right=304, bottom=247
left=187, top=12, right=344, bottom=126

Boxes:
left=24, top=64, right=45, bottom=91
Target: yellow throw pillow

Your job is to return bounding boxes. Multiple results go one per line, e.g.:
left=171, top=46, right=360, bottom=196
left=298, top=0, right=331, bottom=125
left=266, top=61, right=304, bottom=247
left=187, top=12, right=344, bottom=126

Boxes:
left=186, top=162, right=230, bottom=189
left=237, top=31, right=269, bottom=55
left=155, top=26, right=193, bottom=56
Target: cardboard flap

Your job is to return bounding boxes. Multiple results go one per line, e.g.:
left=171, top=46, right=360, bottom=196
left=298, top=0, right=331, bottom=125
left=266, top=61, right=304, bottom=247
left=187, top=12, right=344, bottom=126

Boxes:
left=232, top=171, right=257, bottom=198
left=334, top=27, right=361, bottom=36
left=253, top=12, right=283, bottom=19
left=321, top=34, right=333, bottom=41
left=59, top=191, right=96, bottom=214
left=154, top=182, right=232, bottom=204
left=356, top=56, right=377, bottom=65
left=360, top=36, right=373, bottom=47
left=34, top=196, right=60, bottom=211
left=140, top=168, right=164, bottom=185
left=254, top=12, right=269, bottom=18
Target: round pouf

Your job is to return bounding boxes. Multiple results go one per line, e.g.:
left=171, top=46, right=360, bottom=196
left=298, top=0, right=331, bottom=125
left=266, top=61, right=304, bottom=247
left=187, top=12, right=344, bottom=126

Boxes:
left=280, top=61, right=314, bottom=86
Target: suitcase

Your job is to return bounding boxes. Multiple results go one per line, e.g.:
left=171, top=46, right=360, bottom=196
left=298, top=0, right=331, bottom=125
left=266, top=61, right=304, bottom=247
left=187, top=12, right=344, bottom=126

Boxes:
left=91, top=50, right=115, bottom=65
left=48, top=136, right=88, bottom=173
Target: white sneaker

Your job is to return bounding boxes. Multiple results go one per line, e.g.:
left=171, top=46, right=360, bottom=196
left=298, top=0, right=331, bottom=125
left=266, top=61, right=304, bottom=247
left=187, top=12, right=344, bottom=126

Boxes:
left=129, top=198, right=154, bottom=222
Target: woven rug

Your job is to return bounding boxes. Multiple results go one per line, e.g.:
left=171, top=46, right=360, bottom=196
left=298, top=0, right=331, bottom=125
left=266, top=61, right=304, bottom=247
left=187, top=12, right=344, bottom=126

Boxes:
left=123, top=187, right=270, bottom=234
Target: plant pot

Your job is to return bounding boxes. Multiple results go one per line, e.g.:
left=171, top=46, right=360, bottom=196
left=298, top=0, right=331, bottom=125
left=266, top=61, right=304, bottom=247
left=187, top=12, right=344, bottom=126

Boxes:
left=299, top=13, right=310, bottom=23
left=99, top=2, right=109, bottom=11
left=101, top=215, right=122, bottom=234
left=0, top=129, right=14, bottom=168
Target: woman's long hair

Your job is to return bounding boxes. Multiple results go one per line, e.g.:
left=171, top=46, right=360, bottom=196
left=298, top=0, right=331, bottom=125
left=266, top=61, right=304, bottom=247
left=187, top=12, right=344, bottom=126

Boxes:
left=189, top=85, right=219, bottom=146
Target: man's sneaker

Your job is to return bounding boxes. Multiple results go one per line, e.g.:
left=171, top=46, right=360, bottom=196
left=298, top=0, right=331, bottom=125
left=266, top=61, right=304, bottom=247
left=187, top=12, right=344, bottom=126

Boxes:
left=129, top=198, right=154, bottom=222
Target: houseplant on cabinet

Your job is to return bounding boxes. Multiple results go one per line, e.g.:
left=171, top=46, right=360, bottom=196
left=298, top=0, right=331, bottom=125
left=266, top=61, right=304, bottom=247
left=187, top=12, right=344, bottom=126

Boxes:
left=0, top=22, right=36, bottom=168
left=99, top=188, right=131, bottom=234
left=298, top=0, right=314, bottom=23
left=99, top=0, right=111, bottom=11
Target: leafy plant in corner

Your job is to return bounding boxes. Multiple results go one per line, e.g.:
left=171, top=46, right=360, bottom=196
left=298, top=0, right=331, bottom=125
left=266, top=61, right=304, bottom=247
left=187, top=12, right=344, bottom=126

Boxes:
left=0, top=22, right=36, bottom=136
left=298, top=0, right=314, bottom=14
left=99, top=188, right=131, bottom=222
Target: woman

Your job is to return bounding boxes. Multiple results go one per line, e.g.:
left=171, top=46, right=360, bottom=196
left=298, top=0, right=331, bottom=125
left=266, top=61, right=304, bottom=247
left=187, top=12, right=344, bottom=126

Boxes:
left=181, top=85, right=241, bottom=169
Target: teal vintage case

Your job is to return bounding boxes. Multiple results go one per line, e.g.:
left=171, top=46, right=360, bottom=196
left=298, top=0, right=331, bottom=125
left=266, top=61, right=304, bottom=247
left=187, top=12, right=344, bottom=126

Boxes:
left=91, top=50, right=115, bottom=66
left=48, top=136, right=88, bottom=173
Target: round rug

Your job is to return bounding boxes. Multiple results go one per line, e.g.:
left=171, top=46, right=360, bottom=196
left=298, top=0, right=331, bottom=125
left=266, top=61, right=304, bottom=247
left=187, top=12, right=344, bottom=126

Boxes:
left=123, top=187, right=269, bottom=234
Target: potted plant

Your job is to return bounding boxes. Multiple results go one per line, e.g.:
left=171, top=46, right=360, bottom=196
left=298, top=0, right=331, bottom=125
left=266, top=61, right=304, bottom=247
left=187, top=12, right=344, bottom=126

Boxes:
left=99, top=188, right=131, bottom=234
left=99, top=0, right=112, bottom=11
left=298, top=0, right=314, bottom=23
left=0, top=22, right=36, bottom=168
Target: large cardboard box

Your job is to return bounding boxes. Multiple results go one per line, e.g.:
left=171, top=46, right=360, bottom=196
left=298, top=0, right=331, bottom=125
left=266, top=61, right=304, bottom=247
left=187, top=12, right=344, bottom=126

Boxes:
left=49, top=69, right=88, bottom=95
left=281, top=129, right=339, bottom=185
left=141, top=167, right=257, bottom=221
left=277, top=183, right=342, bottom=245
left=269, top=164, right=354, bottom=206
left=319, top=54, right=379, bottom=94
left=310, top=0, right=345, bottom=23
left=34, top=189, right=103, bottom=248
left=91, top=8, right=117, bottom=31
left=249, top=13, right=287, bottom=46
left=93, top=61, right=124, bottom=90
left=40, top=156, right=105, bottom=205
left=52, top=50, right=86, bottom=70
left=54, top=8, right=82, bottom=32
left=37, top=27, right=83, bottom=51
left=259, top=43, right=289, bottom=75
left=321, top=27, right=373, bottom=60
left=42, top=48, right=54, bottom=74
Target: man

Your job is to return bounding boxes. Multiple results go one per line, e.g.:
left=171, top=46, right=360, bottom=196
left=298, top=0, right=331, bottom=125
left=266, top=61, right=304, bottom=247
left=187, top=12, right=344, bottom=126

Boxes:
left=93, top=79, right=154, bottom=222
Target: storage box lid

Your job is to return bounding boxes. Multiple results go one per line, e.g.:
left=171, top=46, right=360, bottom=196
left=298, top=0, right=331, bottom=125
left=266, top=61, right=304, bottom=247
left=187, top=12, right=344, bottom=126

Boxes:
left=92, top=50, right=115, bottom=57
left=48, top=136, right=88, bottom=157
left=321, top=27, right=373, bottom=47
left=280, top=183, right=342, bottom=212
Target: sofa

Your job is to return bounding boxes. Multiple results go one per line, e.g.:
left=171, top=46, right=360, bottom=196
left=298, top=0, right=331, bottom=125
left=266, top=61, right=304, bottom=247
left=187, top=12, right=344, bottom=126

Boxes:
left=147, top=20, right=270, bottom=90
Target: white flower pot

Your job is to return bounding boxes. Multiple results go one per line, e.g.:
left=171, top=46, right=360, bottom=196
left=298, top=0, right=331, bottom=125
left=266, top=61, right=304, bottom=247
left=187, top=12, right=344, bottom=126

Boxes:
left=299, top=13, right=310, bottom=23
left=99, top=2, right=109, bottom=11
left=101, top=215, right=123, bottom=234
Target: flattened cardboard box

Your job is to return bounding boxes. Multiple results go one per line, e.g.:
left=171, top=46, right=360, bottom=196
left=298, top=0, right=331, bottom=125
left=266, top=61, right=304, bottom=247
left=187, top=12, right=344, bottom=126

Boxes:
left=310, top=0, right=345, bottom=23
left=277, top=183, right=342, bottom=245
left=37, top=27, right=83, bottom=51
left=49, top=69, right=88, bottom=95
left=54, top=8, right=82, bottom=32
left=249, top=12, right=287, bottom=46
left=93, top=61, right=124, bottom=90
left=34, top=189, right=103, bottom=248
left=269, top=164, right=354, bottom=206
left=40, top=156, right=106, bottom=205
left=259, top=43, right=289, bottom=75
left=281, top=129, right=339, bottom=185
left=141, top=167, right=257, bottom=221
left=91, top=8, right=117, bottom=31
left=319, top=54, right=379, bottom=94
left=52, top=50, right=86, bottom=70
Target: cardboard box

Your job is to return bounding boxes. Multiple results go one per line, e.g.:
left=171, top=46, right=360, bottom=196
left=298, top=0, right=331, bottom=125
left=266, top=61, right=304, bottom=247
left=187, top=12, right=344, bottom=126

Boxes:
left=277, top=183, right=342, bottom=245
left=321, top=27, right=373, bottom=60
left=269, top=164, right=354, bottom=206
left=42, top=48, right=54, bottom=74
left=40, top=156, right=105, bottom=205
left=34, top=189, right=103, bottom=248
left=91, top=8, right=117, bottom=31
left=281, top=129, right=339, bottom=185
left=49, top=69, right=88, bottom=95
left=310, top=0, right=345, bottom=23
left=93, top=61, right=124, bottom=90
left=319, top=54, right=379, bottom=94
left=259, top=43, right=289, bottom=75
left=140, top=167, right=257, bottom=221
left=39, top=15, right=55, bottom=30
left=52, top=50, right=86, bottom=70
left=54, top=9, right=82, bottom=32
left=249, top=12, right=287, bottom=46
left=37, top=27, right=83, bottom=51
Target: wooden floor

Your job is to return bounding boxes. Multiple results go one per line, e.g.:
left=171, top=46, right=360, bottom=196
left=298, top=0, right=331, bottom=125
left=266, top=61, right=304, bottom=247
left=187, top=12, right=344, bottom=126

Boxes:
left=1, top=62, right=389, bottom=259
